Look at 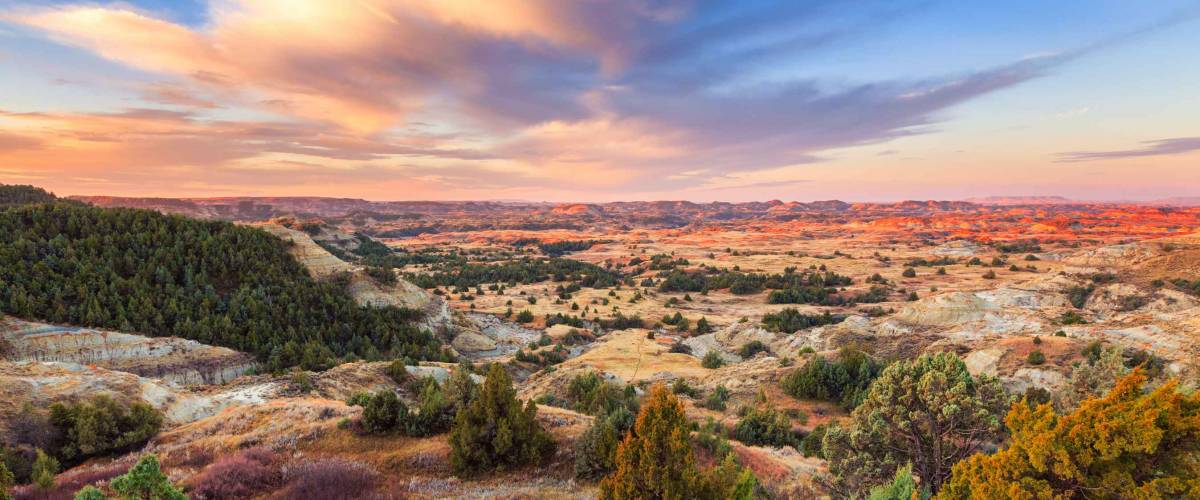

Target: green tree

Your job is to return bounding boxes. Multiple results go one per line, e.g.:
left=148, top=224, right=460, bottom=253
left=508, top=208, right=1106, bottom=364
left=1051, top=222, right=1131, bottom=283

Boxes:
left=31, top=449, right=58, bottom=491
left=362, top=390, right=407, bottom=434
left=939, top=372, right=1200, bottom=499
left=822, top=352, right=1008, bottom=496
left=0, top=201, right=448, bottom=372
left=0, top=459, right=13, bottom=500
left=702, top=351, right=725, bottom=369
left=442, top=361, right=479, bottom=417
left=575, top=406, right=634, bottom=480
left=516, top=310, right=535, bottom=323
left=109, top=454, right=187, bottom=500
left=781, top=347, right=882, bottom=410
left=49, top=395, right=163, bottom=461
left=448, top=364, right=555, bottom=474
left=1055, top=343, right=1126, bottom=411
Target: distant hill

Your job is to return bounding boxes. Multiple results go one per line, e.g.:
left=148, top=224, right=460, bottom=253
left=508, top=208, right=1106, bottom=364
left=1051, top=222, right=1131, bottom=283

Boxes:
left=1150, top=197, right=1200, bottom=207
left=962, top=195, right=1077, bottom=205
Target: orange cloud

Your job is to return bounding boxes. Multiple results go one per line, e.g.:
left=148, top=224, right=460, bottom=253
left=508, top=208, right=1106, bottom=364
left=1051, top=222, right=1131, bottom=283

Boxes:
left=7, top=0, right=681, bottom=133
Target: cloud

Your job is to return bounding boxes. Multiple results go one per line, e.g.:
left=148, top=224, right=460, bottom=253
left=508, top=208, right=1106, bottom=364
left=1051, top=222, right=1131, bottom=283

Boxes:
left=2, top=0, right=1093, bottom=197
left=0, top=131, right=41, bottom=152
left=1057, top=137, right=1200, bottom=162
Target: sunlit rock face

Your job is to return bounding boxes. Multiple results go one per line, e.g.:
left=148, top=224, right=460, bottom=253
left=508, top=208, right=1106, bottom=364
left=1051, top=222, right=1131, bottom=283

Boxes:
left=0, top=316, right=255, bottom=385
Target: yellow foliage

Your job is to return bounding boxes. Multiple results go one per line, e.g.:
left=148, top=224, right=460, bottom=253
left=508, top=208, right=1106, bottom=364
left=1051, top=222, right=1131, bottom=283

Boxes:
left=938, top=371, right=1200, bottom=499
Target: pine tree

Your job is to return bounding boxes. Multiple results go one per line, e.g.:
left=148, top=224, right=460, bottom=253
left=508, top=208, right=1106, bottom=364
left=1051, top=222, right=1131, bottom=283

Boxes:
left=599, top=385, right=699, bottom=499
left=448, top=364, right=555, bottom=474
left=599, top=385, right=758, bottom=499
left=109, top=454, right=186, bottom=500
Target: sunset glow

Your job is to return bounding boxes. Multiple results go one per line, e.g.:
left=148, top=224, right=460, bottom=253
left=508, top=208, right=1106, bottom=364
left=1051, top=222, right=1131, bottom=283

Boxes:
left=1, top=0, right=1198, bottom=201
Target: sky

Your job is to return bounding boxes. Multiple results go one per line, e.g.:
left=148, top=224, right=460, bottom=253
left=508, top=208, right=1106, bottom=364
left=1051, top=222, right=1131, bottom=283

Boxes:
left=0, top=0, right=1198, bottom=202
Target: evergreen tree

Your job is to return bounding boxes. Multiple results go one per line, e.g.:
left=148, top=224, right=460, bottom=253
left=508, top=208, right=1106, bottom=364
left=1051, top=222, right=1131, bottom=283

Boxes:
left=598, top=385, right=758, bottom=499
left=0, top=202, right=447, bottom=371
left=109, top=454, right=187, bottom=500
left=822, top=353, right=1008, bottom=496
left=939, top=372, right=1200, bottom=499
left=362, top=390, right=407, bottom=434
left=0, top=459, right=13, bottom=500
left=599, top=385, right=700, bottom=499
left=448, top=364, right=555, bottom=474
left=31, top=449, right=58, bottom=491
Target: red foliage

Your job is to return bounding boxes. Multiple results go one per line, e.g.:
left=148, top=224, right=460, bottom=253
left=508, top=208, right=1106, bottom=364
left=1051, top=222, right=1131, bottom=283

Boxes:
left=271, top=458, right=379, bottom=500
left=164, top=447, right=215, bottom=469
left=187, top=447, right=282, bottom=500
left=12, top=462, right=128, bottom=500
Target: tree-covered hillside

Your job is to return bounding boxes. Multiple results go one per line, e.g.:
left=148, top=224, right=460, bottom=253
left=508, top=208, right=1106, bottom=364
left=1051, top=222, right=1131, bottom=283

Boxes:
left=0, top=201, right=449, bottom=371
left=0, top=185, right=58, bottom=207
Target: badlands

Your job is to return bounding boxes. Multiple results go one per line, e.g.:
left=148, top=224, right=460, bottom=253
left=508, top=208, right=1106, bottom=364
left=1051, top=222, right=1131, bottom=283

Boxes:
left=4, top=193, right=1200, bottom=498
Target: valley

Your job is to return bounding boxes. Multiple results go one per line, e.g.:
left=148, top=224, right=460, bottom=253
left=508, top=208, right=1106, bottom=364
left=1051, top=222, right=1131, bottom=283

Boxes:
left=3, top=187, right=1200, bottom=498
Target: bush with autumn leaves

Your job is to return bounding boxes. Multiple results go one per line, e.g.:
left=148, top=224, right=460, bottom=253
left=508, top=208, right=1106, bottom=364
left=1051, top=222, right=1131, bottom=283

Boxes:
left=937, top=370, right=1200, bottom=499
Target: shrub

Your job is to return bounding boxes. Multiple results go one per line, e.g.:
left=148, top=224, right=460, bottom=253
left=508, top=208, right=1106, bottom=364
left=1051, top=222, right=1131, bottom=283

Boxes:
left=1057, top=311, right=1087, bottom=325
left=703, top=385, right=731, bottom=412
left=565, top=373, right=638, bottom=418
left=405, top=379, right=456, bottom=437
left=799, top=424, right=827, bottom=458
left=31, top=450, right=58, bottom=491
left=941, top=373, right=1200, bottom=498
left=361, top=391, right=407, bottom=434
left=696, top=418, right=732, bottom=461
left=346, top=392, right=372, bottom=407
left=1065, top=285, right=1095, bottom=309
left=289, top=371, right=314, bottom=393
left=868, top=464, right=926, bottom=500
left=761, top=309, right=841, bottom=333
left=363, top=265, right=397, bottom=285
left=737, top=341, right=770, bottom=358
left=574, top=406, right=634, bottom=480
left=385, top=360, right=409, bottom=385
left=0, top=461, right=11, bottom=500
left=108, top=454, right=185, bottom=500
left=48, top=395, right=163, bottom=462
left=276, top=459, right=378, bottom=500
left=449, top=364, right=555, bottom=474
left=781, top=347, right=883, bottom=410
left=668, top=342, right=692, bottom=355
left=733, top=405, right=798, bottom=448
left=1026, top=350, right=1046, bottom=365
left=902, top=268, right=916, bottom=278
left=671, top=379, right=699, bottom=398
left=702, top=351, right=725, bottom=369
left=516, top=310, right=535, bottom=323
